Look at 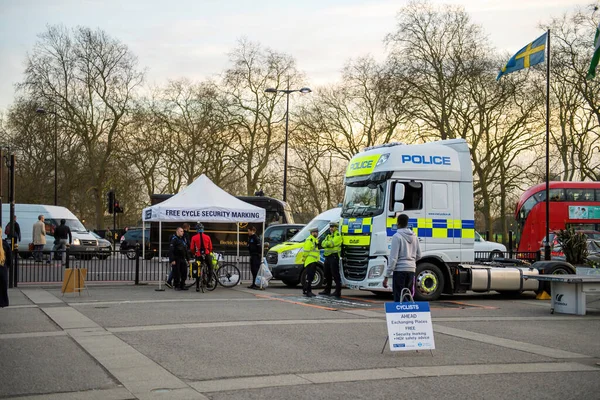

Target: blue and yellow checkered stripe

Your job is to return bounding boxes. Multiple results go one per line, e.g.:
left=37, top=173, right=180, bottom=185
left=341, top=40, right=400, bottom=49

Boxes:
left=386, top=218, right=474, bottom=239
left=341, top=218, right=372, bottom=234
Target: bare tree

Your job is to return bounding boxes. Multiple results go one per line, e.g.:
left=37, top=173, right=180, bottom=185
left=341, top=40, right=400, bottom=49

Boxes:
left=221, top=38, right=301, bottom=195
left=298, top=57, right=408, bottom=162
left=18, top=25, right=144, bottom=228
left=545, top=8, right=600, bottom=181
left=386, top=0, right=488, bottom=141
left=385, top=1, right=544, bottom=237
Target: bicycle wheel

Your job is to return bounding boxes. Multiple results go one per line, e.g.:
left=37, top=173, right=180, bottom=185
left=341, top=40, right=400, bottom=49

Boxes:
left=217, top=264, right=241, bottom=288
left=203, top=265, right=218, bottom=291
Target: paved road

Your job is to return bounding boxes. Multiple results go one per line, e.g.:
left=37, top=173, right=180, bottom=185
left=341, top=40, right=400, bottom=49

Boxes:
left=1, top=283, right=599, bottom=399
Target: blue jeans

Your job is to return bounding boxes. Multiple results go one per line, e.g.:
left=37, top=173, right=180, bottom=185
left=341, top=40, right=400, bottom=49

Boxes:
left=51, top=239, right=68, bottom=264
left=393, top=271, right=415, bottom=302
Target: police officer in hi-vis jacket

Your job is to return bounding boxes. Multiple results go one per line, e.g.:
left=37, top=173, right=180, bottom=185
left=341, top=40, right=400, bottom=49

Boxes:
left=302, top=227, right=320, bottom=297
left=319, top=221, right=342, bottom=298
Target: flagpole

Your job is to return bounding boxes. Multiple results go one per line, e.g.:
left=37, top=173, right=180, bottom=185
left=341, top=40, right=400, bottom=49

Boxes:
left=544, top=28, right=551, bottom=261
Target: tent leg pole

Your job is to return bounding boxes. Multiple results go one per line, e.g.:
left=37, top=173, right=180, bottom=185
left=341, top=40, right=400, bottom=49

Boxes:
left=156, top=221, right=164, bottom=292
left=236, top=224, right=240, bottom=284
left=261, top=222, right=265, bottom=260
left=142, top=220, right=145, bottom=284
left=260, top=221, right=265, bottom=289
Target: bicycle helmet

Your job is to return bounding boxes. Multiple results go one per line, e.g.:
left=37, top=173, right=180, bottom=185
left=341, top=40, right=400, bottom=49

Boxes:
left=196, top=222, right=204, bottom=232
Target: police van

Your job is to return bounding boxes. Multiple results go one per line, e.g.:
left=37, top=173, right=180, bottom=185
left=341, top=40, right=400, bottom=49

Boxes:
left=340, top=139, right=570, bottom=301
left=266, top=208, right=341, bottom=288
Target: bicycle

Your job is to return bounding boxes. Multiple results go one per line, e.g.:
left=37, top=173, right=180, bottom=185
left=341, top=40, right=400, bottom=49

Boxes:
left=185, top=253, right=241, bottom=292
left=214, top=253, right=241, bottom=288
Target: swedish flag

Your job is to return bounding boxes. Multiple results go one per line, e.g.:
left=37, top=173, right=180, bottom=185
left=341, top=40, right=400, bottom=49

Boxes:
left=496, top=32, right=547, bottom=81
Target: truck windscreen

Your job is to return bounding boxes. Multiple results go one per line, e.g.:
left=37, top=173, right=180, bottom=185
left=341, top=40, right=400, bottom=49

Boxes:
left=342, top=182, right=386, bottom=218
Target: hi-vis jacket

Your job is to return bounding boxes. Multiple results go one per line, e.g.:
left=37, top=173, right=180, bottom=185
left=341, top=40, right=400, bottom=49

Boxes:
left=322, top=231, right=342, bottom=256
left=303, top=235, right=320, bottom=267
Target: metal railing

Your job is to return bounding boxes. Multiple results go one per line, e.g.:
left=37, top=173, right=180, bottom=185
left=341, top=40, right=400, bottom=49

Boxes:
left=11, top=245, right=253, bottom=285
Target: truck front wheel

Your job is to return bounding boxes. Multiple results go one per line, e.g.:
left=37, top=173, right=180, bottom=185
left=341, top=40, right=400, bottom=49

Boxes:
left=414, top=263, right=445, bottom=301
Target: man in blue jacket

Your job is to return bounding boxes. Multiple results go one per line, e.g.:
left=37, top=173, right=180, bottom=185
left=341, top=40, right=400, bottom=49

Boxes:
left=383, top=214, right=421, bottom=302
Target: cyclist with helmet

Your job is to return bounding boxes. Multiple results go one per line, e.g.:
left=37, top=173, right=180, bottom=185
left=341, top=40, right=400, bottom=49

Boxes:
left=190, top=223, right=214, bottom=284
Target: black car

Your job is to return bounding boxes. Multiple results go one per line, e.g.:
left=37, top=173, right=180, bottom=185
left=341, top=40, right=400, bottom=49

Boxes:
left=120, top=228, right=153, bottom=260
left=263, top=224, right=305, bottom=251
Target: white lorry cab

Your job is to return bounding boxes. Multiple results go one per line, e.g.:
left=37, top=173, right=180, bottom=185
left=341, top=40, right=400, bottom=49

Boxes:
left=266, top=208, right=341, bottom=288
left=1, top=204, right=112, bottom=260
left=340, top=139, right=565, bottom=301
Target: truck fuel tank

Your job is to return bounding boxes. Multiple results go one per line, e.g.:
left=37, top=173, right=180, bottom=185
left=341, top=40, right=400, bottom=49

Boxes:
left=466, top=265, right=539, bottom=292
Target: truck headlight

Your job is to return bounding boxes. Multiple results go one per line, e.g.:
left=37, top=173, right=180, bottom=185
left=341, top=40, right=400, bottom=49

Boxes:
left=281, top=248, right=300, bottom=259
left=368, top=265, right=384, bottom=279
left=73, top=238, right=81, bottom=245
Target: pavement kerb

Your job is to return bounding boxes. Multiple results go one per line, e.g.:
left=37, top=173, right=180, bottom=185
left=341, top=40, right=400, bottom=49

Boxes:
left=189, top=362, right=600, bottom=394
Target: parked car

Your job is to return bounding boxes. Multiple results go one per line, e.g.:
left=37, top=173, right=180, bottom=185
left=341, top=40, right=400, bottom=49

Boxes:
left=551, top=239, right=600, bottom=265
left=474, top=231, right=507, bottom=258
left=540, top=230, right=600, bottom=256
left=120, top=228, right=153, bottom=260
left=263, top=224, right=305, bottom=251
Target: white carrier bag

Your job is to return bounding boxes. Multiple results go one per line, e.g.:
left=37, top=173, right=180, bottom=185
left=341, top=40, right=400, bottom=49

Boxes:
left=255, top=257, right=273, bottom=288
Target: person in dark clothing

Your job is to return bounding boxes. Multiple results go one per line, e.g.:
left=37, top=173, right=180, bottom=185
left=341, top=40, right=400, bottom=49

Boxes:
left=166, top=224, right=191, bottom=289
left=182, top=223, right=191, bottom=249
left=4, top=215, right=21, bottom=242
left=247, top=226, right=262, bottom=289
left=50, top=219, right=72, bottom=266
left=0, top=229, right=13, bottom=308
left=168, top=227, right=189, bottom=291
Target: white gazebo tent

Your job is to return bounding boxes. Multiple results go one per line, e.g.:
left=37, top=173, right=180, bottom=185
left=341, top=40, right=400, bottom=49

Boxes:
left=141, top=174, right=266, bottom=289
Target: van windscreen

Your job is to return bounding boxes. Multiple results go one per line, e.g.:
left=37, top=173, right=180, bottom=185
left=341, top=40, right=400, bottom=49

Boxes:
left=46, top=218, right=86, bottom=233
left=289, top=220, right=330, bottom=243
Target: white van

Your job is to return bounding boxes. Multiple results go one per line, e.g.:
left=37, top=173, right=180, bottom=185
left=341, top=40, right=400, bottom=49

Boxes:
left=1, top=204, right=112, bottom=259
left=266, top=208, right=341, bottom=288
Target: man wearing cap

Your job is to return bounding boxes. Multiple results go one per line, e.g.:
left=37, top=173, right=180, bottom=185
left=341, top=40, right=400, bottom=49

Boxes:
left=302, top=226, right=320, bottom=297
left=319, top=221, right=343, bottom=298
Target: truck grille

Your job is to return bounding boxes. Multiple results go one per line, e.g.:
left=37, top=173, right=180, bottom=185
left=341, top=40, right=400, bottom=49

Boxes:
left=342, top=245, right=369, bottom=281
left=81, top=240, right=97, bottom=246
left=266, top=251, right=278, bottom=265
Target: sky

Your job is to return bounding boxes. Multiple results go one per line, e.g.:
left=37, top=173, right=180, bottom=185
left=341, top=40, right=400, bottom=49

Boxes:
left=0, top=0, right=592, bottom=111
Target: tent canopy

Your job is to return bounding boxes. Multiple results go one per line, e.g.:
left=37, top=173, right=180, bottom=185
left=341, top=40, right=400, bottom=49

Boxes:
left=142, top=174, right=265, bottom=223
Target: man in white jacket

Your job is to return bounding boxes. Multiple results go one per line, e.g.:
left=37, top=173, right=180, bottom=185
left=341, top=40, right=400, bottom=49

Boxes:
left=383, top=214, right=421, bottom=302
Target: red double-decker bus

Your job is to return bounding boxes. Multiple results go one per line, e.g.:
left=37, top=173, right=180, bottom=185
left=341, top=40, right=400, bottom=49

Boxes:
left=515, top=182, right=600, bottom=252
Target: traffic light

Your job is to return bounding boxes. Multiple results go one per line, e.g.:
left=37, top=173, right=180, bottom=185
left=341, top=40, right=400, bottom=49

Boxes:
left=107, top=191, right=115, bottom=214
left=114, top=201, right=124, bottom=213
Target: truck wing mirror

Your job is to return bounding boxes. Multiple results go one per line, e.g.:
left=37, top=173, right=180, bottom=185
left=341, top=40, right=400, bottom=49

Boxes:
left=393, top=202, right=405, bottom=213
left=394, top=184, right=405, bottom=201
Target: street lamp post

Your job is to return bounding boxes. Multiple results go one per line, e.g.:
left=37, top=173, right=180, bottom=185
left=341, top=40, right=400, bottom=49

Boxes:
left=35, top=106, right=58, bottom=206
left=265, top=81, right=311, bottom=202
